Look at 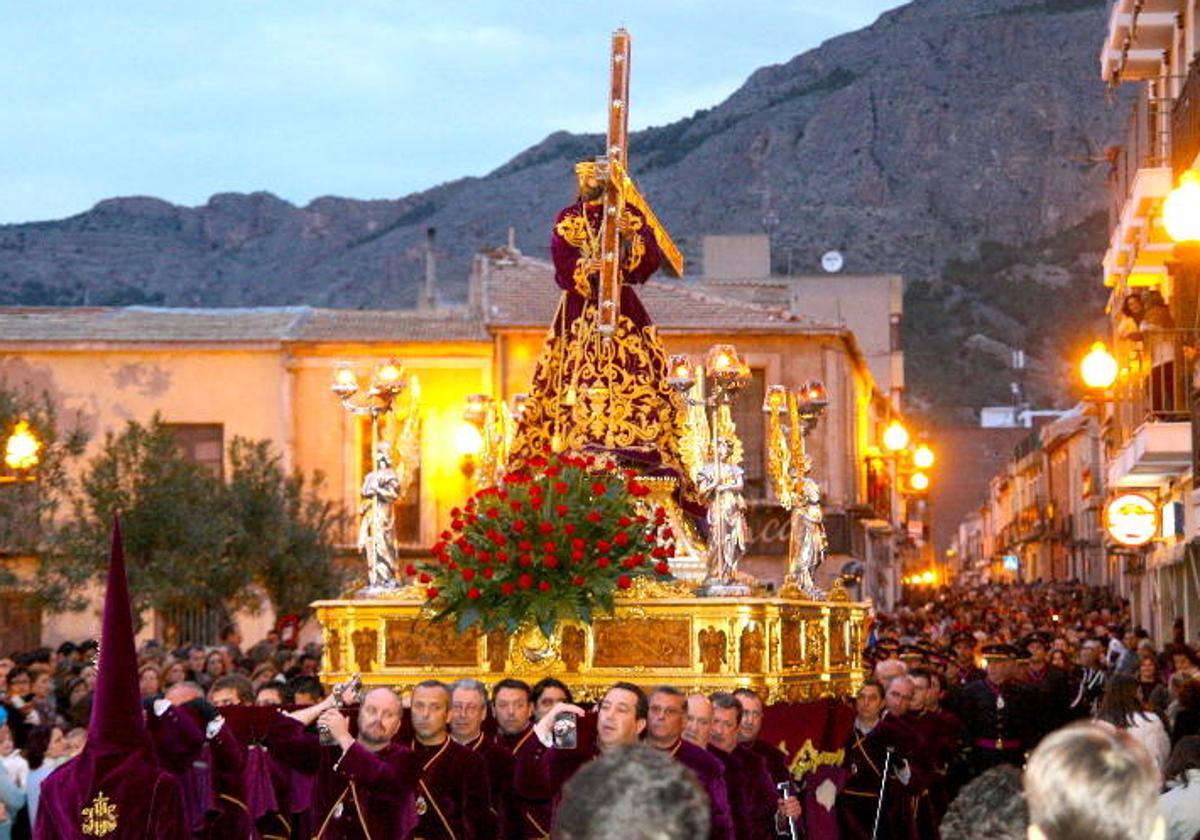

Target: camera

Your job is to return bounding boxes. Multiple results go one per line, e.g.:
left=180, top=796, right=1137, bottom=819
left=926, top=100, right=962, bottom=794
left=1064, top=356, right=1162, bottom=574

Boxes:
left=551, top=710, right=578, bottom=749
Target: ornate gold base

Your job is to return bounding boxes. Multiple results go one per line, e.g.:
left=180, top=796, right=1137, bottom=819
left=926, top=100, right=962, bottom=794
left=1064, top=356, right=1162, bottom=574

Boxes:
left=315, top=579, right=868, bottom=703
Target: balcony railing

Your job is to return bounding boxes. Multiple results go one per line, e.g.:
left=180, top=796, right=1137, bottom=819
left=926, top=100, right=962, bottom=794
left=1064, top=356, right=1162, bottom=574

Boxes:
left=1173, top=60, right=1200, bottom=176
left=1111, top=327, right=1197, bottom=447
left=1109, top=90, right=1173, bottom=233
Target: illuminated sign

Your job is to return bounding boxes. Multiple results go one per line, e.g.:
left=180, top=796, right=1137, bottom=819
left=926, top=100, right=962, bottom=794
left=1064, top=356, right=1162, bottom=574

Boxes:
left=1104, top=493, right=1157, bottom=547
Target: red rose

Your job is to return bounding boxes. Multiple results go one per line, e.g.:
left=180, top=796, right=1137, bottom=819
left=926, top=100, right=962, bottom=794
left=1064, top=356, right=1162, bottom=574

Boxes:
left=572, top=575, right=586, bottom=586
left=543, top=556, right=559, bottom=569
left=651, top=547, right=668, bottom=559
left=405, top=563, right=417, bottom=576
left=496, top=551, right=509, bottom=562
left=519, top=555, right=533, bottom=568
left=486, top=507, right=500, bottom=519
left=545, top=466, right=560, bottom=478
left=529, top=455, right=547, bottom=468
left=618, top=516, right=631, bottom=527
left=462, top=544, right=476, bottom=556
left=592, top=482, right=608, bottom=495
left=510, top=500, right=523, bottom=512
left=518, top=540, right=533, bottom=551
left=597, top=557, right=610, bottom=568
left=556, top=504, right=569, bottom=516
left=571, top=537, right=585, bottom=549
left=614, top=532, right=629, bottom=546
left=587, top=511, right=602, bottom=523
left=630, top=553, right=645, bottom=565
left=450, top=507, right=461, bottom=518
left=655, top=561, right=670, bottom=575
left=663, top=528, right=674, bottom=540
left=563, top=523, right=576, bottom=535
left=418, top=572, right=432, bottom=583
left=500, top=582, right=515, bottom=596
left=466, top=514, right=478, bottom=525
left=598, top=539, right=612, bottom=552
left=617, top=575, right=632, bottom=589
left=623, top=469, right=638, bottom=479
left=622, top=558, right=637, bottom=569
left=539, top=522, right=554, bottom=535
left=514, top=520, right=527, bottom=533
left=467, top=587, right=482, bottom=600
left=538, top=580, right=551, bottom=592
left=553, top=481, right=569, bottom=494
left=518, top=574, right=533, bottom=589
left=477, top=550, right=491, bottom=562
left=482, top=567, right=495, bottom=579
left=655, top=506, right=667, bottom=519
left=451, top=519, right=464, bottom=531
left=426, top=586, right=440, bottom=598
left=440, top=530, right=452, bottom=541
left=628, top=482, right=650, bottom=497
left=461, top=568, right=476, bottom=582
left=571, top=551, right=584, bottom=562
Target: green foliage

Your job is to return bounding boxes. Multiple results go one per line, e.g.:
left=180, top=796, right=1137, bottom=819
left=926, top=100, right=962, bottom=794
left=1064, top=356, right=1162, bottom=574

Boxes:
left=0, top=382, right=88, bottom=560
left=417, top=452, right=675, bottom=636
left=40, top=416, right=342, bottom=622
left=225, top=438, right=345, bottom=617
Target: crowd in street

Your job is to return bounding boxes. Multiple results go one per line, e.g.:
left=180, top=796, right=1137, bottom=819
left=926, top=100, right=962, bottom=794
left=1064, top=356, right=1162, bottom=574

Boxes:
left=0, top=582, right=1199, bottom=838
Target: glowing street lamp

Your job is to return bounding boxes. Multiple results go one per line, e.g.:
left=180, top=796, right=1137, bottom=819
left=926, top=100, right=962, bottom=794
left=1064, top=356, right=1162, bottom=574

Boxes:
left=4, top=421, right=41, bottom=472
left=1163, top=170, right=1200, bottom=244
left=910, top=471, right=930, bottom=492
left=883, top=420, right=910, bottom=453
left=1081, top=341, right=1118, bottom=391
left=913, top=444, right=935, bottom=470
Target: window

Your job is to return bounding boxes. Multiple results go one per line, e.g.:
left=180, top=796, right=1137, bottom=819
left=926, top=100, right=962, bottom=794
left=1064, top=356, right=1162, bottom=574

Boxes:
left=164, top=424, right=224, bottom=479
left=726, top=368, right=766, bottom=499
left=0, top=591, right=41, bottom=655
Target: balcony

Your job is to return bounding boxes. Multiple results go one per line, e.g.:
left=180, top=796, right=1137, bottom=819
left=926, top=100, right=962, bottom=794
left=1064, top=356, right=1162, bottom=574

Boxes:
left=1173, top=60, right=1200, bottom=176
left=1101, top=0, right=1178, bottom=83
left=1109, top=328, right=1196, bottom=488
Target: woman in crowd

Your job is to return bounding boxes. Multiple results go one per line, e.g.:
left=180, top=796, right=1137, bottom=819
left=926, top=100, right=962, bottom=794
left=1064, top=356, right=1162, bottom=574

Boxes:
left=1159, top=736, right=1200, bottom=840
left=138, top=662, right=163, bottom=701
left=1137, top=652, right=1170, bottom=717
left=22, top=724, right=68, bottom=829
left=161, top=658, right=187, bottom=689
left=1095, top=673, right=1170, bottom=773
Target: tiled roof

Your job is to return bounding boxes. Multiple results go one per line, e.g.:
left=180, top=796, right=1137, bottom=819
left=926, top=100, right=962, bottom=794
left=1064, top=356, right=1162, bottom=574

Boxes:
left=290, top=308, right=488, bottom=343
left=0, top=305, right=489, bottom=345
left=0, top=306, right=309, bottom=343
left=480, top=253, right=841, bottom=333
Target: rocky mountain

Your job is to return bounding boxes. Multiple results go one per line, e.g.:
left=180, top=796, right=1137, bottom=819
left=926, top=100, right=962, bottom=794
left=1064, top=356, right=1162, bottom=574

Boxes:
left=0, top=0, right=1122, bottom=417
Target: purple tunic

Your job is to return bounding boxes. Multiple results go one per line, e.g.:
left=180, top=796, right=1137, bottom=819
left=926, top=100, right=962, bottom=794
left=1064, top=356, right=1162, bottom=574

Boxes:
left=658, top=739, right=735, bottom=840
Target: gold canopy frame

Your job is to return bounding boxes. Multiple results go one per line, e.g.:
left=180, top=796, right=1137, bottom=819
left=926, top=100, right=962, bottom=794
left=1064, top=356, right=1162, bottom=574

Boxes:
left=316, top=579, right=868, bottom=703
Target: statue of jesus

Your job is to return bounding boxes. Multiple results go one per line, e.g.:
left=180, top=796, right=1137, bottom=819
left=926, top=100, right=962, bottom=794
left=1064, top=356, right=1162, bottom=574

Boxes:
left=507, top=161, right=697, bottom=512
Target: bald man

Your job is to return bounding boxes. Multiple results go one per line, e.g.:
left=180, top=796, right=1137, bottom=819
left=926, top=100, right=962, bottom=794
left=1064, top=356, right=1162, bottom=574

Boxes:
left=267, top=685, right=421, bottom=838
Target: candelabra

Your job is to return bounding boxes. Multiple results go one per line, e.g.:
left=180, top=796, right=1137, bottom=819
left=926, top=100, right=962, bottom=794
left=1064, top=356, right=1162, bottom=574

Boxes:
left=331, top=360, right=420, bottom=593
left=459, top=393, right=525, bottom=490
left=666, top=344, right=752, bottom=596
left=764, top=381, right=829, bottom=599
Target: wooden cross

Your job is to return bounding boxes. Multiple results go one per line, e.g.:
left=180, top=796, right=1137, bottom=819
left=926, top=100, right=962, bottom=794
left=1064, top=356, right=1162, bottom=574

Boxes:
left=595, top=28, right=684, bottom=336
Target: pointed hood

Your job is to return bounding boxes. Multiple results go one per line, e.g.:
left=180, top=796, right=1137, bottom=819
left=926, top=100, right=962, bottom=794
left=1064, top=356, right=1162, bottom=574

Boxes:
left=87, top=516, right=151, bottom=750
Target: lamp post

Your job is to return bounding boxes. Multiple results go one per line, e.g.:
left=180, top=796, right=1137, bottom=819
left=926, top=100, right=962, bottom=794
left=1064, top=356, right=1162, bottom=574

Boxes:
left=666, top=344, right=752, bottom=595
left=331, top=359, right=419, bottom=592
left=1078, top=341, right=1117, bottom=586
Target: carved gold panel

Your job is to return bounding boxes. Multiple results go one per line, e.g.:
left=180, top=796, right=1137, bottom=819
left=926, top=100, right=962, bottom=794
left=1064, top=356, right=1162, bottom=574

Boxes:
left=593, top=617, right=691, bottom=668
left=384, top=619, right=478, bottom=667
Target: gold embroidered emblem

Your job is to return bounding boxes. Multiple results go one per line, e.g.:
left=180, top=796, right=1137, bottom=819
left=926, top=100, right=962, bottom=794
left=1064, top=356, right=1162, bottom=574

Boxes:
left=415, top=794, right=428, bottom=815
left=81, top=790, right=118, bottom=836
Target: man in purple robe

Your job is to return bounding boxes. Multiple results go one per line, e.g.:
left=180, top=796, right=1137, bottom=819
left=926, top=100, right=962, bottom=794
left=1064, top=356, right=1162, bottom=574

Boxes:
left=492, top=679, right=550, bottom=839
left=707, top=692, right=798, bottom=840
left=644, top=687, right=734, bottom=840
left=34, top=520, right=188, bottom=839
left=733, top=688, right=792, bottom=785
left=266, top=684, right=419, bottom=839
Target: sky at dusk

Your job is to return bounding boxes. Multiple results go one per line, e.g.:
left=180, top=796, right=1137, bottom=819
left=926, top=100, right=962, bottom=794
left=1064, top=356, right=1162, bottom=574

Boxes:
left=1, top=1, right=907, bottom=225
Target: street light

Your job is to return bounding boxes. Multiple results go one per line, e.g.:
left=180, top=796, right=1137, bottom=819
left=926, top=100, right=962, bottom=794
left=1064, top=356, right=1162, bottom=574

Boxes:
left=883, top=420, right=909, bottom=453
left=1081, top=341, right=1118, bottom=391
left=912, top=444, right=935, bottom=470
left=1163, top=170, right=1200, bottom=244
left=4, top=421, right=41, bottom=472
left=910, top=471, right=930, bottom=492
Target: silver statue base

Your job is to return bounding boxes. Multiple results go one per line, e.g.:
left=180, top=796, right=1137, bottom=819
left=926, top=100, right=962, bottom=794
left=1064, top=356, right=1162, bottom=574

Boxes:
left=696, top=581, right=753, bottom=598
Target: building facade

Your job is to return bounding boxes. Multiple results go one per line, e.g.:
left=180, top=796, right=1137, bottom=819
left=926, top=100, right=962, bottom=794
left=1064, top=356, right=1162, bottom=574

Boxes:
left=0, top=243, right=907, bottom=646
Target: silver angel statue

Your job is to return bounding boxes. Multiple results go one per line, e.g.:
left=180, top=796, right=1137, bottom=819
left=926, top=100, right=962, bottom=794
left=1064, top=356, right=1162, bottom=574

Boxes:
left=696, top=438, right=749, bottom=591
left=358, top=443, right=401, bottom=591
left=788, top=476, right=827, bottom=598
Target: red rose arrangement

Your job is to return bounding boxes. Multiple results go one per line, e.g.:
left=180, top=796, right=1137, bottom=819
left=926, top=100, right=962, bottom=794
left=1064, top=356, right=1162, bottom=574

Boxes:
left=416, top=451, right=676, bottom=635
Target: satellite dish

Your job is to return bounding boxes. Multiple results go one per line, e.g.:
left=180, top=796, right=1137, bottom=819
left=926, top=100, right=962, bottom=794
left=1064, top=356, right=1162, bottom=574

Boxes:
left=821, top=250, right=844, bottom=273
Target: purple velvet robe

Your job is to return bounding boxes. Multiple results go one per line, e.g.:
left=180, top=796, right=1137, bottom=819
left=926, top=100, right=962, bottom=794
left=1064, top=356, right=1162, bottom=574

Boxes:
left=497, top=726, right=552, bottom=839
left=266, top=713, right=419, bottom=839
left=658, top=739, right=734, bottom=840
left=707, top=744, right=777, bottom=840
left=410, top=739, right=494, bottom=840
